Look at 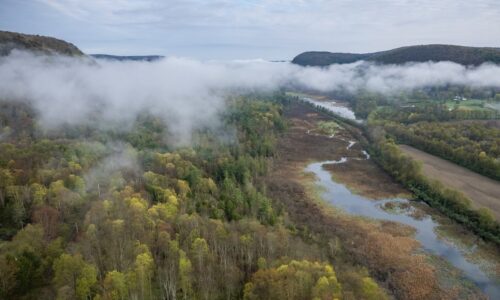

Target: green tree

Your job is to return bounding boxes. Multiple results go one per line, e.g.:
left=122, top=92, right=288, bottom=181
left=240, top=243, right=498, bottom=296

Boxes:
left=53, top=253, right=97, bottom=300
left=12, top=250, right=43, bottom=293
left=360, top=277, right=388, bottom=300
left=178, top=250, right=193, bottom=300
left=244, top=260, right=342, bottom=300
left=102, top=270, right=128, bottom=300
left=132, top=250, right=154, bottom=300
left=0, top=254, right=18, bottom=298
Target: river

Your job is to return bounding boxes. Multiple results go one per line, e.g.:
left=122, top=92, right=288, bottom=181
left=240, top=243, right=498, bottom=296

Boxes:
left=294, top=94, right=359, bottom=121
left=306, top=156, right=500, bottom=299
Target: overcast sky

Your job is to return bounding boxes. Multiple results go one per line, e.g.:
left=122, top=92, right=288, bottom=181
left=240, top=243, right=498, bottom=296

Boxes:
left=1, top=0, right=499, bottom=60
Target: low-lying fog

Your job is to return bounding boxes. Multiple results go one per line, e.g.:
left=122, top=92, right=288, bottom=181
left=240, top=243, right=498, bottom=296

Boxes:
left=1, top=50, right=499, bottom=143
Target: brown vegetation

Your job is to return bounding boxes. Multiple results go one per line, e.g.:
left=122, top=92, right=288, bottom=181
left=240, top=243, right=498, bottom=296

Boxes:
left=324, top=159, right=409, bottom=199
left=265, top=102, right=478, bottom=299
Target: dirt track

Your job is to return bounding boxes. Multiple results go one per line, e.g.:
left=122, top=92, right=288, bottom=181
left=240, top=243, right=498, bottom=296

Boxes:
left=400, top=145, right=500, bottom=221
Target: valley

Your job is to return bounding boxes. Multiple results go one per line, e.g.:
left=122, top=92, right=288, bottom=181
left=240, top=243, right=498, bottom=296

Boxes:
left=266, top=100, right=500, bottom=299
left=1, top=26, right=500, bottom=299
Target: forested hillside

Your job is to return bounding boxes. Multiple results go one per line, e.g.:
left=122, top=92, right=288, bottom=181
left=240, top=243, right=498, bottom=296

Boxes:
left=91, top=54, right=164, bottom=62
left=292, top=45, right=500, bottom=66
left=0, top=31, right=83, bottom=56
left=0, top=96, right=388, bottom=299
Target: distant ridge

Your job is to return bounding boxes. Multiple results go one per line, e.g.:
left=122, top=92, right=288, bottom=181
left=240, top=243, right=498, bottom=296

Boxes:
left=292, top=45, right=500, bottom=66
left=91, top=54, right=164, bottom=62
left=0, top=30, right=83, bottom=56
left=0, top=30, right=168, bottom=62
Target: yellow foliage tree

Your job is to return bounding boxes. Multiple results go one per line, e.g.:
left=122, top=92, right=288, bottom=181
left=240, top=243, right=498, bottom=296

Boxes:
left=244, top=260, right=342, bottom=300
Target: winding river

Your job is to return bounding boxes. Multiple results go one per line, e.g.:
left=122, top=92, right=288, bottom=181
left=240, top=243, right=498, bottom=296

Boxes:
left=298, top=95, right=500, bottom=297
left=306, top=148, right=500, bottom=299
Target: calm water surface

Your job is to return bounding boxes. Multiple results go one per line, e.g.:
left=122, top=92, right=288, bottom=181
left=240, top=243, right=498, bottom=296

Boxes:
left=306, top=159, right=500, bottom=299
left=301, top=97, right=358, bottom=121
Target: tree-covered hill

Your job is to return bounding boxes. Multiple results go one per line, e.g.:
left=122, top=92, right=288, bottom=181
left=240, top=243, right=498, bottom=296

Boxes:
left=91, top=54, right=164, bottom=62
left=0, top=30, right=83, bottom=56
left=292, top=45, right=500, bottom=66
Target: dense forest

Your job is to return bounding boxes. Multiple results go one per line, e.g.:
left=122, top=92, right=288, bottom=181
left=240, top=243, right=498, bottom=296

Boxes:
left=349, top=88, right=500, bottom=180
left=90, top=55, right=164, bottom=62
left=0, top=30, right=83, bottom=56
left=382, top=121, right=500, bottom=180
left=0, top=97, right=389, bottom=299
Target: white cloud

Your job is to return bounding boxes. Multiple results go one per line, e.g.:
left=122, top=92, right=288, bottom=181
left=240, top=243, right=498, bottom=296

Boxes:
left=1, top=51, right=499, bottom=145
left=20, top=0, right=499, bottom=59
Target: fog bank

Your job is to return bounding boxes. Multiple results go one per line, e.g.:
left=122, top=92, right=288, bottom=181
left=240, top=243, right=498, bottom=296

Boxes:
left=1, top=51, right=499, bottom=143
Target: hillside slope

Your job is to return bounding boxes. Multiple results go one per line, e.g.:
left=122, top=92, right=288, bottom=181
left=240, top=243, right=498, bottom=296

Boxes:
left=0, top=30, right=83, bottom=56
left=293, top=44, right=500, bottom=66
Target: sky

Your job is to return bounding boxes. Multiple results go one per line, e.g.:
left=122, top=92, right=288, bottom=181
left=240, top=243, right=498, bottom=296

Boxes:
left=1, top=0, right=500, bottom=60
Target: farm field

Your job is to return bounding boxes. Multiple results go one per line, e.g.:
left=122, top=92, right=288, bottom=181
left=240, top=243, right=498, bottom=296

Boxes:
left=444, top=99, right=499, bottom=113
left=400, top=144, right=500, bottom=220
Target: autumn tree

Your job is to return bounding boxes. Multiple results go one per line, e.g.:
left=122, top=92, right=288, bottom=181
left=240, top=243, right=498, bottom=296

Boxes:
left=244, top=260, right=342, bottom=300
left=53, top=253, right=97, bottom=300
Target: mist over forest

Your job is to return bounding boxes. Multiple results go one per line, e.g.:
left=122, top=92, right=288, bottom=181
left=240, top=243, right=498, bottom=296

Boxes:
left=1, top=2, right=500, bottom=298
left=1, top=50, right=500, bottom=143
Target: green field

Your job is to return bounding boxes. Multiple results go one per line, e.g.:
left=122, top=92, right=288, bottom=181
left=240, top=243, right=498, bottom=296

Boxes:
left=444, top=99, right=498, bottom=112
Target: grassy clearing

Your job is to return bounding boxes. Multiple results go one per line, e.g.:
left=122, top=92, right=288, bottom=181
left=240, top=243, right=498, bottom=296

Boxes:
left=285, top=91, right=327, bottom=100
left=444, top=99, right=498, bottom=112
left=316, top=120, right=342, bottom=136
left=324, top=159, right=410, bottom=200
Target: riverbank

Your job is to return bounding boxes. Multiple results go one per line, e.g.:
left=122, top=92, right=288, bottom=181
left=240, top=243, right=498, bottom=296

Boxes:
left=265, top=101, right=488, bottom=299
